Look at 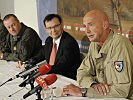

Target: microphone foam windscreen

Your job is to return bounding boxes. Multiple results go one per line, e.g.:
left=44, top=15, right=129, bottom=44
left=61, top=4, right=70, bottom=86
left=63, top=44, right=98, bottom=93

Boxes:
left=36, top=76, right=47, bottom=88
left=44, top=74, right=57, bottom=85
left=38, top=64, right=51, bottom=75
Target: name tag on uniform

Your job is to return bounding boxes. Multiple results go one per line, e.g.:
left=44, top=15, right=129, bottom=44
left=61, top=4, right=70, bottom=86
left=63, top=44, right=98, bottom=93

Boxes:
left=114, top=61, right=123, bottom=72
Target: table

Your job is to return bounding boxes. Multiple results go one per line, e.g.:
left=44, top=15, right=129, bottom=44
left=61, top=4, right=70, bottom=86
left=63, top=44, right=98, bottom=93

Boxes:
left=0, top=60, right=128, bottom=100
left=0, top=60, right=37, bottom=100
left=0, top=60, right=79, bottom=100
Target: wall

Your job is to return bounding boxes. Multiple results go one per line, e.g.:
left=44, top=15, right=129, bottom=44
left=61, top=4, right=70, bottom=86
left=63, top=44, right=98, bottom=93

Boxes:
left=14, top=0, right=39, bottom=33
left=36, top=0, right=57, bottom=43
left=0, top=0, right=38, bottom=33
left=0, top=0, right=14, bottom=18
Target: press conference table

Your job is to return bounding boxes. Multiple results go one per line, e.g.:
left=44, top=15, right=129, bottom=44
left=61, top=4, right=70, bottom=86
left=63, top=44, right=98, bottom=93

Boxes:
left=0, top=60, right=128, bottom=100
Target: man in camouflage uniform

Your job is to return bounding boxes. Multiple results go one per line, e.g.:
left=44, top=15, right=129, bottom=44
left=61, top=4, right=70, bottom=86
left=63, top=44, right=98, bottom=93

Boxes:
left=0, top=14, right=42, bottom=61
left=63, top=9, right=133, bottom=99
left=0, top=19, right=8, bottom=51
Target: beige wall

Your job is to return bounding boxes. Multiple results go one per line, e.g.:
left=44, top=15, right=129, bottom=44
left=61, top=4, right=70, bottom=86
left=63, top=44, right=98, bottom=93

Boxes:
left=14, top=0, right=39, bottom=33
left=0, top=0, right=14, bottom=18
left=0, top=0, right=39, bottom=33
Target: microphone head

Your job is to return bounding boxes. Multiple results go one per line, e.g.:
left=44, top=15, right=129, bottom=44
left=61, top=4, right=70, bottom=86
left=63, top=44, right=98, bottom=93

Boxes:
left=38, top=64, right=51, bottom=75
left=35, top=76, right=47, bottom=88
left=35, top=74, right=57, bottom=88
left=44, top=74, right=57, bottom=85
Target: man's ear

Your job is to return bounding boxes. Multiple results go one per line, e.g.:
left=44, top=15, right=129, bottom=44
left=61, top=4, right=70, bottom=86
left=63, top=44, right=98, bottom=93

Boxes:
left=60, top=23, right=64, bottom=29
left=103, top=21, right=109, bottom=30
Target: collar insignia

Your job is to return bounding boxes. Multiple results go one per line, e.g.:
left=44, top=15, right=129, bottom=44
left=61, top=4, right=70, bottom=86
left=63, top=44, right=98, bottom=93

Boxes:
left=13, top=46, right=16, bottom=51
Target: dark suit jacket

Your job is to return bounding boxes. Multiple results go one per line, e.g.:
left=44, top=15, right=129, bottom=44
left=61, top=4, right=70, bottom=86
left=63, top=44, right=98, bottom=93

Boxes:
left=32, top=31, right=81, bottom=79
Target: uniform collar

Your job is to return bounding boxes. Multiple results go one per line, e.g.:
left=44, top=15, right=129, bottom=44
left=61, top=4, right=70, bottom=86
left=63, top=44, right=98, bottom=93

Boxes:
left=15, top=23, right=26, bottom=38
left=93, top=30, right=114, bottom=58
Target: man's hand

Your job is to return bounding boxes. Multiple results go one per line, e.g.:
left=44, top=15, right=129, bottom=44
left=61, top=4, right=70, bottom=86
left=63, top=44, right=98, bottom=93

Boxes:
left=16, top=61, right=25, bottom=70
left=63, top=84, right=82, bottom=96
left=91, top=83, right=110, bottom=95
left=0, top=51, right=3, bottom=59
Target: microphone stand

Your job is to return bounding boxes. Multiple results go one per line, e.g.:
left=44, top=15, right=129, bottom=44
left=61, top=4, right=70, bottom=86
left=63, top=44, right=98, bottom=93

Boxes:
left=36, top=88, right=43, bottom=100
left=29, top=78, right=34, bottom=89
left=25, top=73, right=43, bottom=100
left=29, top=78, right=42, bottom=100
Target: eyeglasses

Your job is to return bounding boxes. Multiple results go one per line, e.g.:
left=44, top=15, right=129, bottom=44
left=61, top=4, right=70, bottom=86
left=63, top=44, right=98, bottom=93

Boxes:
left=46, top=24, right=61, bottom=31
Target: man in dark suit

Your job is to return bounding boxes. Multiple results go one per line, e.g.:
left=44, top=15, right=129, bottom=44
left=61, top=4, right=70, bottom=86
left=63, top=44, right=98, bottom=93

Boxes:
left=18, top=14, right=81, bottom=80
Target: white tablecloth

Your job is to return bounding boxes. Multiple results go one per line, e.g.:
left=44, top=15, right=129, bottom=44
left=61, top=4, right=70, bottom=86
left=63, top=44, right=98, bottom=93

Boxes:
left=0, top=60, right=79, bottom=100
left=0, top=60, right=37, bottom=100
left=0, top=60, right=128, bottom=100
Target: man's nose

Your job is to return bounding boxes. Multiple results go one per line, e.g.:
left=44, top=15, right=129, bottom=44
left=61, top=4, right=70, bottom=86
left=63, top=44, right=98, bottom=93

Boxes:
left=85, top=27, right=91, bottom=33
left=51, top=27, right=56, bottom=32
left=10, top=27, right=14, bottom=32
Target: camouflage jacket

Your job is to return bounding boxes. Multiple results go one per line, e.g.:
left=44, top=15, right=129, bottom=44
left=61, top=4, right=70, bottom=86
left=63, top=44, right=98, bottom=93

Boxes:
left=0, top=19, right=8, bottom=50
left=2, top=23, right=42, bottom=61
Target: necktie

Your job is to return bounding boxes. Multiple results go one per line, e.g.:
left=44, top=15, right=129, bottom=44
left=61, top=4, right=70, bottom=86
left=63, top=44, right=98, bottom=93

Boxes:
left=49, top=42, right=57, bottom=65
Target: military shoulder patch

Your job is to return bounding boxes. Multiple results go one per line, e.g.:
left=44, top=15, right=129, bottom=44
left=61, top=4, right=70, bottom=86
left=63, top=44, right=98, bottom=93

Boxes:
left=114, top=61, right=123, bottom=72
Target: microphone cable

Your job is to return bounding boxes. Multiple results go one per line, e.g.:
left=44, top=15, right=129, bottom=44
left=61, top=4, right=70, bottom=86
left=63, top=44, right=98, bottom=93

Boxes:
left=8, top=87, right=25, bottom=97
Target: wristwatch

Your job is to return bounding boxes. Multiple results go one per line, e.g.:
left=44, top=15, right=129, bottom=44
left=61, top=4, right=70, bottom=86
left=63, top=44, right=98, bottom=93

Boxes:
left=80, top=88, right=88, bottom=97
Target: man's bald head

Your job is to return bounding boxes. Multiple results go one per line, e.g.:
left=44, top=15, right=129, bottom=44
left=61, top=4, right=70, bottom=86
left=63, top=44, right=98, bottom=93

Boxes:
left=83, top=9, right=110, bottom=46
left=84, top=9, right=109, bottom=23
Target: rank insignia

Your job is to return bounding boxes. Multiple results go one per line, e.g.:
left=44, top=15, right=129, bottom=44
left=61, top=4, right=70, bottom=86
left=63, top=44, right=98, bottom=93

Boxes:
left=114, top=61, right=123, bottom=72
left=13, top=46, right=16, bottom=51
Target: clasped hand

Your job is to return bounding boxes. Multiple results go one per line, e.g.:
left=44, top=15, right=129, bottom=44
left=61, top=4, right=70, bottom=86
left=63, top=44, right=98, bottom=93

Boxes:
left=91, top=83, right=110, bottom=95
left=62, top=83, right=110, bottom=96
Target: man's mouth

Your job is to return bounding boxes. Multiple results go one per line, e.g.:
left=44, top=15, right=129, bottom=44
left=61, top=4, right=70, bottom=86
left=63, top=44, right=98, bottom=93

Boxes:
left=88, top=35, right=94, bottom=38
left=53, top=32, right=58, bottom=35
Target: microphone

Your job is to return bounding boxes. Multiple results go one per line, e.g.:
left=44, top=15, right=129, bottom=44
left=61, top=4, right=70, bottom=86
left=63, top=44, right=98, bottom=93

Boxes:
left=24, top=59, right=47, bottom=70
left=17, top=60, right=47, bottom=78
left=0, top=60, right=47, bottom=87
left=19, top=64, right=51, bottom=87
left=23, top=74, right=57, bottom=99
left=23, top=59, right=35, bottom=64
left=23, top=59, right=35, bottom=70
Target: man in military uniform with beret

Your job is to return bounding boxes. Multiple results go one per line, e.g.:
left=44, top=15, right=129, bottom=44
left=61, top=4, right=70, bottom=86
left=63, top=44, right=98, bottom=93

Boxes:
left=0, top=14, right=42, bottom=61
left=63, top=9, right=133, bottom=100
